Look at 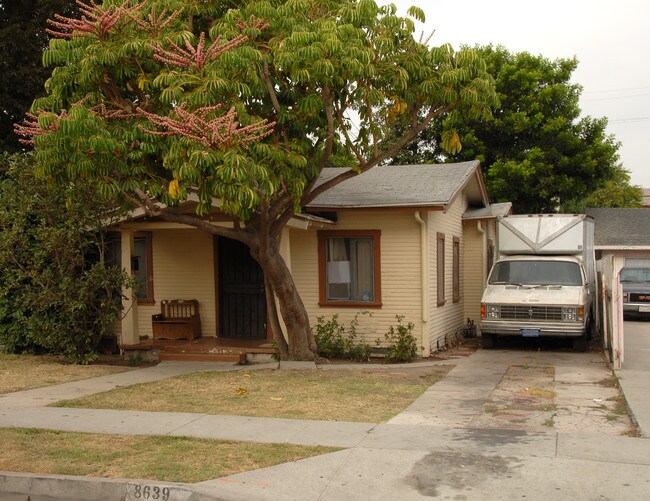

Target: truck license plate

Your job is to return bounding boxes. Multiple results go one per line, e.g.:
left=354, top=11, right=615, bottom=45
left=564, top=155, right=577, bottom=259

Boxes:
left=639, top=305, right=650, bottom=313
left=521, top=329, right=540, bottom=337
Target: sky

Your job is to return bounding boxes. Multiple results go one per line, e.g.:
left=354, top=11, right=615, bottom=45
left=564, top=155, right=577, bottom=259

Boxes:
left=390, top=0, right=650, bottom=188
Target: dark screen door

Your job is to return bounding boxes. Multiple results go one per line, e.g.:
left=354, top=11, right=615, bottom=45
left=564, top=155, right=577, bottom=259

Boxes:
left=217, top=237, right=267, bottom=339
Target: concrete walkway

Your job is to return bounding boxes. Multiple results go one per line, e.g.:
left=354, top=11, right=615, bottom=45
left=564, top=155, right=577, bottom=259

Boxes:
left=1, top=349, right=650, bottom=500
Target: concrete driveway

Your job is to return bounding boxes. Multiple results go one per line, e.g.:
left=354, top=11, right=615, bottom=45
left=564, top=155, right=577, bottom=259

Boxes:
left=622, top=319, right=650, bottom=370
left=617, top=319, right=650, bottom=437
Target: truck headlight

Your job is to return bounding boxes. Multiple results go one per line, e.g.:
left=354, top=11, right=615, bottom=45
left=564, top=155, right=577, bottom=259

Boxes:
left=562, top=307, right=577, bottom=321
left=486, top=304, right=500, bottom=319
left=623, top=292, right=629, bottom=302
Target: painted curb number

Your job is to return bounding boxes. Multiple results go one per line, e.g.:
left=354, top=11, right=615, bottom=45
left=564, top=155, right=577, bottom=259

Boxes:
left=127, top=483, right=171, bottom=501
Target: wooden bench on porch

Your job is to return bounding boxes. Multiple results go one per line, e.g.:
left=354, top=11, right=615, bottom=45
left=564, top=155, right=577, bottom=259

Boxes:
left=152, top=299, right=201, bottom=340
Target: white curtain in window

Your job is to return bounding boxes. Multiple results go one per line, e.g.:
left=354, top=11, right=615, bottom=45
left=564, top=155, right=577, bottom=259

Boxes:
left=327, top=238, right=351, bottom=284
left=352, top=239, right=373, bottom=301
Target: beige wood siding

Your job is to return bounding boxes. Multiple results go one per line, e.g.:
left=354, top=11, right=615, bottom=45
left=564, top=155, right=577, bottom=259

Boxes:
left=136, top=229, right=216, bottom=339
left=463, top=222, right=485, bottom=323
left=426, top=193, right=468, bottom=351
left=290, top=211, right=423, bottom=347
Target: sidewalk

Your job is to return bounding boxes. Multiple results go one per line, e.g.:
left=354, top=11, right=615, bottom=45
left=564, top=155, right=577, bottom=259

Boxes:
left=1, top=350, right=650, bottom=500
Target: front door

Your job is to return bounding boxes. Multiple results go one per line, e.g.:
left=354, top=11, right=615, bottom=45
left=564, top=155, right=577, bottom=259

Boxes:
left=217, top=237, right=267, bottom=339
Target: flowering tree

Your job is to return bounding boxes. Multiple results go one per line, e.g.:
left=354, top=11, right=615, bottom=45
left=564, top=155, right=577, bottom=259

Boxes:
left=17, top=0, right=497, bottom=360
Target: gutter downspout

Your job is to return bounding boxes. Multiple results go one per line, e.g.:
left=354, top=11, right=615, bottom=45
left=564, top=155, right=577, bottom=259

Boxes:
left=477, top=220, right=486, bottom=289
left=415, top=211, right=431, bottom=356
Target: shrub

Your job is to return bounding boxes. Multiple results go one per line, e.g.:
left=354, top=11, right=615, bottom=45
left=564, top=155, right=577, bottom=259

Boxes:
left=313, top=312, right=372, bottom=361
left=381, top=315, right=421, bottom=363
left=0, top=153, right=131, bottom=363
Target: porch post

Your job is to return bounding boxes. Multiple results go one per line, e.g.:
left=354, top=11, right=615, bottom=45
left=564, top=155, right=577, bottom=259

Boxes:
left=120, top=228, right=139, bottom=346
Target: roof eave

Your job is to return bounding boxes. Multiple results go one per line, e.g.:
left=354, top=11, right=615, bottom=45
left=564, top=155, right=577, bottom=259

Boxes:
left=305, top=204, right=446, bottom=211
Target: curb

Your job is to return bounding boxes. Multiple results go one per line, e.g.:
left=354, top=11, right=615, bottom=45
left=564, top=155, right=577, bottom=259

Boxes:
left=0, top=472, right=223, bottom=501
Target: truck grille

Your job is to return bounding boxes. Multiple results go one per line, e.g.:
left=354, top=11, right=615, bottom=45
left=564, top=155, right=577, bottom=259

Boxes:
left=630, top=293, right=650, bottom=303
left=500, top=305, right=563, bottom=321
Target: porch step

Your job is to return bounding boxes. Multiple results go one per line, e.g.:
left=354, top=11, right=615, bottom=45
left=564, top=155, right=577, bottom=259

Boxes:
left=158, top=352, right=247, bottom=363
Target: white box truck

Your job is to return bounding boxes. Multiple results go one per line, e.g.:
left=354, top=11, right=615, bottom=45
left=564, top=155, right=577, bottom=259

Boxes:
left=480, top=214, right=596, bottom=350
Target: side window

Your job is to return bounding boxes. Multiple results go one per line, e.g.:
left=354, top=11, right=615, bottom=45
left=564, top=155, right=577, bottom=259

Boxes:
left=318, top=230, right=381, bottom=307
left=105, top=232, right=154, bottom=303
left=133, top=233, right=154, bottom=302
left=437, top=232, right=445, bottom=305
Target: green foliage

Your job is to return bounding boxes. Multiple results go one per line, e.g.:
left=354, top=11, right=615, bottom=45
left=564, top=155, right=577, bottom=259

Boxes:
left=0, top=153, right=131, bottom=364
left=313, top=312, right=372, bottom=361
left=562, top=164, right=643, bottom=212
left=380, top=315, right=420, bottom=363
left=388, top=45, right=626, bottom=214
left=21, top=0, right=497, bottom=221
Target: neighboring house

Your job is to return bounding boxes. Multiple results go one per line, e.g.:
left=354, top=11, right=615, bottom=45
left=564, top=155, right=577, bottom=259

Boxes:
left=585, top=208, right=650, bottom=369
left=111, top=161, right=511, bottom=359
left=642, top=188, right=650, bottom=208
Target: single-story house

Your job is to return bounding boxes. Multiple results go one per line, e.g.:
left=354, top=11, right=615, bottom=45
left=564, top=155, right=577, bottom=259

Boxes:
left=585, top=207, right=650, bottom=369
left=110, top=160, right=511, bottom=359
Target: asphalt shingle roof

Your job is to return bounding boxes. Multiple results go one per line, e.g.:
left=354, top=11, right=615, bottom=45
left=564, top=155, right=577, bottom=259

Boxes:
left=307, top=161, right=482, bottom=209
left=463, top=202, right=513, bottom=220
left=585, top=208, right=650, bottom=247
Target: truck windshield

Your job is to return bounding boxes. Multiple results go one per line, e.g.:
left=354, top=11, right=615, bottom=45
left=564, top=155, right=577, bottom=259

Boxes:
left=620, top=268, right=650, bottom=283
left=489, top=260, right=583, bottom=286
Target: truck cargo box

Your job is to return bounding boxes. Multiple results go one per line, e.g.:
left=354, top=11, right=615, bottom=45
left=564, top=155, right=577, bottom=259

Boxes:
left=497, top=214, right=595, bottom=256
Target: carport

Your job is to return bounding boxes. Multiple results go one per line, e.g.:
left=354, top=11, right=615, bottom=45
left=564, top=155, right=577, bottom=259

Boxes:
left=586, top=208, right=650, bottom=369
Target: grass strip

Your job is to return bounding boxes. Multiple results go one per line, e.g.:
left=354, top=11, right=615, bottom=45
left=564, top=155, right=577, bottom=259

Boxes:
left=0, top=428, right=338, bottom=483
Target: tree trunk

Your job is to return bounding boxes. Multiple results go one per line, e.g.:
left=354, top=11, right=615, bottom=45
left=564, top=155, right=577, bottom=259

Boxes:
left=254, top=245, right=318, bottom=361
left=264, top=275, right=288, bottom=360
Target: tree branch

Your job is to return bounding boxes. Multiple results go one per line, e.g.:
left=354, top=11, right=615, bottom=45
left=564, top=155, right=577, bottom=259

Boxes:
left=334, top=101, right=365, bottom=165
left=317, top=85, right=335, bottom=174
left=261, top=60, right=290, bottom=146
left=305, top=100, right=458, bottom=203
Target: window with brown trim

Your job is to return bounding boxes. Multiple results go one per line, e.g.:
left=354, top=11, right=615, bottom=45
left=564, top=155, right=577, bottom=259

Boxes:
left=133, top=232, right=154, bottom=303
left=437, top=232, right=445, bottom=305
left=318, top=230, right=381, bottom=307
left=106, top=232, right=154, bottom=304
left=453, top=236, right=460, bottom=303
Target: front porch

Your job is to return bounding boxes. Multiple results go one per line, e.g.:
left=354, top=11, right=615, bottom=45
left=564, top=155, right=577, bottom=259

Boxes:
left=120, top=337, right=276, bottom=363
